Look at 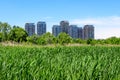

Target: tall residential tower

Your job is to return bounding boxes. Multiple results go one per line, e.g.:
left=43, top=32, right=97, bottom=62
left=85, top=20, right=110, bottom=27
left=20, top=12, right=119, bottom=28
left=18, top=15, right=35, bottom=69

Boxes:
left=25, top=23, right=35, bottom=36
left=37, top=21, right=46, bottom=36
left=68, top=25, right=79, bottom=39
left=60, top=21, right=69, bottom=34
left=83, top=25, right=94, bottom=39
left=52, top=25, right=62, bottom=37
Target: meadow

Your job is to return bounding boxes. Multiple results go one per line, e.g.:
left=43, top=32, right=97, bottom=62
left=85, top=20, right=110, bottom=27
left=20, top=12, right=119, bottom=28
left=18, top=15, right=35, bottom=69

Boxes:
left=0, top=45, right=120, bottom=80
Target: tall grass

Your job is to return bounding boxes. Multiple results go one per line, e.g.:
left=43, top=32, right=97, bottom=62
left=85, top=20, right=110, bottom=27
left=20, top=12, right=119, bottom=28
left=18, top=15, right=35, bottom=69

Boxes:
left=0, top=46, right=120, bottom=80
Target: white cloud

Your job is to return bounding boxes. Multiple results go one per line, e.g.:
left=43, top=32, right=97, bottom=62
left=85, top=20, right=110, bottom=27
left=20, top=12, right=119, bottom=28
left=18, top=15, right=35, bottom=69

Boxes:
left=70, top=16, right=120, bottom=39
left=71, top=18, right=102, bottom=25
left=95, top=27, right=120, bottom=39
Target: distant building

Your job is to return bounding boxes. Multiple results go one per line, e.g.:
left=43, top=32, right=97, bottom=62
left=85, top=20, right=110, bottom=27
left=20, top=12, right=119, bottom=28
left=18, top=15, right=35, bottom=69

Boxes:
left=52, top=21, right=95, bottom=39
left=37, top=21, right=46, bottom=36
left=83, top=25, right=94, bottom=39
left=60, top=21, right=69, bottom=33
left=78, top=27, right=83, bottom=39
left=25, top=23, right=35, bottom=36
left=68, top=25, right=78, bottom=38
left=52, top=25, right=62, bottom=37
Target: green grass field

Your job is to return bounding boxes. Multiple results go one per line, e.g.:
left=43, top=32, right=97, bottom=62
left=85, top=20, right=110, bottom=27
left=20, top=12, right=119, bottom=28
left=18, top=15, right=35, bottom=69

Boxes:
left=0, top=45, right=120, bottom=80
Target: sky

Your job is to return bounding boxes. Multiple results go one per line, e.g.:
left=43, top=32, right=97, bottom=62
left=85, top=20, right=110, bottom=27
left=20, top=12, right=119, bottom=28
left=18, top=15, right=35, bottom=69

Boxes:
left=1, top=0, right=120, bottom=39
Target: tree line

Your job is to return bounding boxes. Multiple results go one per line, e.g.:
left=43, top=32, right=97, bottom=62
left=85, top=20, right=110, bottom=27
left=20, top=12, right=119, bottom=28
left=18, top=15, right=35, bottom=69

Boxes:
left=0, top=21, right=120, bottom=45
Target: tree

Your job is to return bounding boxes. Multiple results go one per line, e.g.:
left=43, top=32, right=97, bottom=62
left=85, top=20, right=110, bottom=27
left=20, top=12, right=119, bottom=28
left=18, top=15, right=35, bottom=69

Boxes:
left=36, top=37, right=46, bottom=45
left=0, top=22, right=2, bottom=32
left=0, top=32, right=3, bottom=42
left=8, top=27, right=28, bottom=42
left=57, top=32, right=72, bottom=45
left=73, top=38, right=85, bottom=44
left=41, top=32, right=55, bottom=44
left=36, top=32, right=55, bottom=45
left=105, top=37, right=120, bottom=45
left=26, top=34, right=38, bottom=44
left=87, top=38, right=96, bottom=45
left=0, top=22, right=11, bottom=41
left=13, top=25, right=20, bottom=28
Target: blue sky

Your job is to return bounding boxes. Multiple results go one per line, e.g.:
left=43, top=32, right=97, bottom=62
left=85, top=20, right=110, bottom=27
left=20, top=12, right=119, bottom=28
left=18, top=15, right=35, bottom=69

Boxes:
left=1, top=0, right=120, bottom=39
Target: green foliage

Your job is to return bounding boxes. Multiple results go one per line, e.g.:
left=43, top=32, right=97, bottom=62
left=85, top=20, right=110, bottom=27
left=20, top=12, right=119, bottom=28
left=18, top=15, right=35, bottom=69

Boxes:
left=37, top=32, right=55, bottom=45
left=36, top=37, right=46, bottom=45
left=8, top=27, right=28, bottom=42
left=13, top=25, right=20, bottom=28
left=27, top=32, right=55, bottom=45
left=0, top=46, right=120, bottom=79
left=106, top=37, right=120, bottom=44
left=27, top=35, right=38, bottom=44
left=0, top=22, right=2, bottom=31
left=0, top=22, right=11, bottom=41
left=57, top=32, right=72, bottom=45
left=95, top=39, right=105, bottom=45
left=73, top=38, right=85, bottom=44
left=93, top=37, right=120, bottom=45
left=0, top=32, right=3, bottom=42
left=86, top=38, right=96, bottom=45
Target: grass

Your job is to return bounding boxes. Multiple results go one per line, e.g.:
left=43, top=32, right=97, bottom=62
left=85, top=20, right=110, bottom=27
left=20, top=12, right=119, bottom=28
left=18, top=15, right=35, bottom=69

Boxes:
left=0, top=45, right=120, bottom=80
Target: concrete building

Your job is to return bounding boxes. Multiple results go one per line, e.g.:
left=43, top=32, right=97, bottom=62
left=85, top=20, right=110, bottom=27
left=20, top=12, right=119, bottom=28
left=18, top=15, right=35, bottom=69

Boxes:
left=37, top=21, right=46, bottom=36
left=52, top=25, right=62, bottom=37
left=25, top=23, right=35, bottom=36
left=60, top=21, right=69, bottom=33
left=83, top=25, right=94, bottom=39
left=78, top=27, right=83, bottom=39
left=52, top=21, right=95, bottom=39
left=68, top=25, right=78, bottom=38
left=52, top=21, right=69, bottom=37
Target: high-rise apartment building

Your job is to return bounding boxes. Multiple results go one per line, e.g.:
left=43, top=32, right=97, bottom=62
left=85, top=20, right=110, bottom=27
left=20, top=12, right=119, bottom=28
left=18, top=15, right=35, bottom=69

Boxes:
left=83, top=25, right=94, bottom=39
left=37, top=21, right=46, bottom=36
left=52, top=25, right=62, bottom=37
left=25, top=23, right=35, bottom=36
left=60, top=21, right=69, bottom=33
left=52, top=21, right=95, bottom=39
left=52, top=21, right=69, bottom=37
left=68, top=25, right=79, bottom=38
left=78, top=27, right=83, bottom=39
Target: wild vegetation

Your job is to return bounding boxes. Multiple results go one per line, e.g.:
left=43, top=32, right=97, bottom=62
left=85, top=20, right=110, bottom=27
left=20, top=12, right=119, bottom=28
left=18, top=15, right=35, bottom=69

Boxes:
left=0, top=46, right=120, bottom=80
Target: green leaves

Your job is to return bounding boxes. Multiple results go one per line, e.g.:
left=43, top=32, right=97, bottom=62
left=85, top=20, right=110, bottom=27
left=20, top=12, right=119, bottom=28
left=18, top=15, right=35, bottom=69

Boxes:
left=57, top=32, right=72, bottom=45
left=0, top=46, right=120, bottom=79
left=8, top=27, right=28, bottom=42
left=0, top=22, right=11, bottom=41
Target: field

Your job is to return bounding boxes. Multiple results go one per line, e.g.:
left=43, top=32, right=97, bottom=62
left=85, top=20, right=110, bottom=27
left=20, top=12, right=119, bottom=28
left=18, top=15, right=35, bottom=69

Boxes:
left=0, top=45, right=120, bottom=80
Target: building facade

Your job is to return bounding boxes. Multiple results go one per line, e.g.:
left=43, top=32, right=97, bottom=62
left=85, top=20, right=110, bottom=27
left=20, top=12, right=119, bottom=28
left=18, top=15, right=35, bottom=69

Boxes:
left=83, top=25, right=94, bottom=39
left=52, top=21, right=95, bottom=39
left=37, top=21, right=46, bottom=36
left=52, top=25, right=62, bottom=37
left=68, top=25, right=79, bottom=38
left=25, top=23, right=35, bottom=36
left=60, top=21, right=69, bottom=34
left=78, top=27, right=83, bottom=39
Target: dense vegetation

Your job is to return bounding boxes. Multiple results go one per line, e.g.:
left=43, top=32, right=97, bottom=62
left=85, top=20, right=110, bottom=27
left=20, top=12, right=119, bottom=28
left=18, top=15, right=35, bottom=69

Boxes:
left=0, top=46, right=120, bottom=80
